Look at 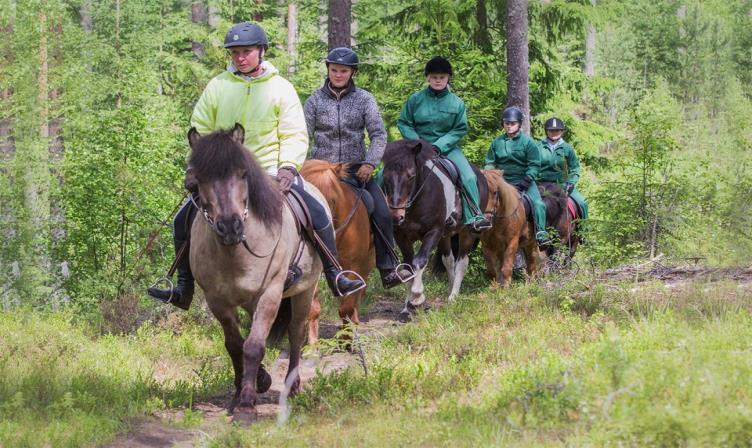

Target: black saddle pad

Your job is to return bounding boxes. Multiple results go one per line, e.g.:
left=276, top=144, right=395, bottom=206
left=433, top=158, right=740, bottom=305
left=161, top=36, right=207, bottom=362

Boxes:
left=521, top=193, right=533, bottom=222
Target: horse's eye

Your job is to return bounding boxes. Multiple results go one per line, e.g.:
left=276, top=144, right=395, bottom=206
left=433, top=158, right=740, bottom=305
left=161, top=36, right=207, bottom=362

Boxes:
left=241, top=171, right=248, bottom=180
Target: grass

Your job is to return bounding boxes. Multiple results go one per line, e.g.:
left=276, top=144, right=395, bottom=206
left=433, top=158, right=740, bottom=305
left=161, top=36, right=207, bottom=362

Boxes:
left=2, top=274, right=750, bottom=447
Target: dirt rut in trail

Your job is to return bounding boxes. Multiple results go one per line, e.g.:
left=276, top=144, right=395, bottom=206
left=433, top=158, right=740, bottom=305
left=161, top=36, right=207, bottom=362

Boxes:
left=108, top=299, right=404, bottom=448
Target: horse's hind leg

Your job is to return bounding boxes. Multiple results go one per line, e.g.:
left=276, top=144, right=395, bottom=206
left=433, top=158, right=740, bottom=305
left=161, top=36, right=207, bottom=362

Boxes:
left=500, top=236, right=520, bottom=287
left=307, top=285, right=321, bottom=346
left=286, top=288, right=315, bottom=396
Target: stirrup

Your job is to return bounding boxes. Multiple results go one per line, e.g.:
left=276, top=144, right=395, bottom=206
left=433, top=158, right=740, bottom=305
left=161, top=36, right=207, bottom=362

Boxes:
left=148, top=276, right=176, bottom=304
left=334, top=270, right=367, bottom=297
left=471, top=219, right=493, bottom=232
left=395, top=263, right=416, bottom=283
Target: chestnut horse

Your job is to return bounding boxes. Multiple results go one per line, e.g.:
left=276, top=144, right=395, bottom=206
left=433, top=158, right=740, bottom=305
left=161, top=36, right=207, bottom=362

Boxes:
left=188, top=125, right=324, bottom=423
left=480, top=170, right=541, bottom=286
left=300, top=160, right=375, bottom=343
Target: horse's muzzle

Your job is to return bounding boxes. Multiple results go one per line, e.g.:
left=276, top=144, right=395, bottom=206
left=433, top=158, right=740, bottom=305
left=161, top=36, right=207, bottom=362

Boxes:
left=215, top=216, right=245, bottom=245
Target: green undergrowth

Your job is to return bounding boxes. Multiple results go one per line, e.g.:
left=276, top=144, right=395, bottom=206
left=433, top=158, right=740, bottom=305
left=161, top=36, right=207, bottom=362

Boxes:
left=214, top=279, right=752, bottom=447
left=0, top=311, right=235, bottom=448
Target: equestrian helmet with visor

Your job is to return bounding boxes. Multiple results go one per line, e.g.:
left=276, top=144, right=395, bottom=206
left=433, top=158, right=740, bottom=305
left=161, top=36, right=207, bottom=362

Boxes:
left=224, top=22, right=268, bottom=49
left=502, top=106, right=524, bottom=123
left=544, top=117, right=566, bottom=131
left=424, top=56, right=453, bottom=76
left=326, top=47, right=359, bottom=67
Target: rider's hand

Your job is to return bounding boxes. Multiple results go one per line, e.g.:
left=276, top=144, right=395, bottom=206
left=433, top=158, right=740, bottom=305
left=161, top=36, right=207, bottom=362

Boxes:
left=184, top=167, right=198, bottom=193
left=355, top=164, right=374, bottom=183
left=431, top=145, right=441, bottom=156
left=565, top=183, right=575, bottom=194
left=276, top=166, right=297, bottom=192
left=517, top=177, right=531, bottom=192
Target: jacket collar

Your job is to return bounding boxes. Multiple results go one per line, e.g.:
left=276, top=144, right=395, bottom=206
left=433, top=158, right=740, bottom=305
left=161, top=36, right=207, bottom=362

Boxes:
left=227, top=60, right=277, bottom=82
left=322, top=78, right=356, bottom=100
left=425, top=86, right=450, bottom=98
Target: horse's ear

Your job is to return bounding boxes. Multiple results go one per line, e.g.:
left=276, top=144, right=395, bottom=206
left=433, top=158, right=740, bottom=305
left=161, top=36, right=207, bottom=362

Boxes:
left=187, top=127, right=201, bottom=150
left=230, top=123, right=245, bottom=145
left=412, top=140, right=425, bottom=154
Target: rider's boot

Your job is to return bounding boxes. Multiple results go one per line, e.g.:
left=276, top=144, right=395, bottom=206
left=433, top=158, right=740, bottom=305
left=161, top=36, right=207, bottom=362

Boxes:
left=314, top=223, right=365, bottom=297
left=379, top=266, right=414, bottom=289
left=147, top=239, right=195, bottom=310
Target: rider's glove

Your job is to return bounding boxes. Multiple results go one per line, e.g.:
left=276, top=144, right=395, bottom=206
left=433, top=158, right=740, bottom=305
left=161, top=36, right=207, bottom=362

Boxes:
left=276, top=166, right=298, bottom=192
left=355, top=164, right=375, bottom=183
left=517, top=177, right=531, bottom=192
left=565, top=183, right=575, bottom=194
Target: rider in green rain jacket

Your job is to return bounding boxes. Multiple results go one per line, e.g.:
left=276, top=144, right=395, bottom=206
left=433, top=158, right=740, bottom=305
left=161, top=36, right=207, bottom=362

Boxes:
left=538, top=117, right=589, bottom=220
left=397, top=56, right=491, bottom=231
left=484, top=106, right=549, bottom=246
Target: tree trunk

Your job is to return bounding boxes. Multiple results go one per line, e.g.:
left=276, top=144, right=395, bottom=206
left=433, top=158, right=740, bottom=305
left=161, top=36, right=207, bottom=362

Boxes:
left=208, top=3, right=220, bottom=28
left=80, top=0, right=93, bottom=32
left=474, top=0, right=492, bottom=53
left=584, top=0, right=596, bottom=78
left=287, top=1, right=298, bottom=77
left=191, top=1, right=207, bottom=59
left=506, top=0, right=530, bottom=133
left=254, top=0, right=263, bottom=22
left=328, top=0, right=352, bottom=49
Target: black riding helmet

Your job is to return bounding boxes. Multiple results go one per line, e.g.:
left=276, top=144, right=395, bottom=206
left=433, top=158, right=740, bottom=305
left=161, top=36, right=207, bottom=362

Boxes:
left=502, top=106, right=524, bottom=123
left=326, top=47, right=359, bottom=67
left=224, top=22, right=268, bottom=49
left=544, top=117, right=566, bottom=131
left=424, top=56, right=453, bottom=76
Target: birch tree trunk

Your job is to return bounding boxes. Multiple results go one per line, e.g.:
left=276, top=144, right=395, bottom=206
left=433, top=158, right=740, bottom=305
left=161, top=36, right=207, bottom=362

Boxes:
left=287, top=1, right=298, bottom=77
left=584, top=0, right=596, bottom=78
left=505, top=0, right=530, bottom=133
left=328, top=0, right=351, bottom=49
left=191, top=1, right=207, bottom=59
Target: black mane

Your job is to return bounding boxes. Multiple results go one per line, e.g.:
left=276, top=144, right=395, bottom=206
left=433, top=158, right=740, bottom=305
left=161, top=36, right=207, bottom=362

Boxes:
left=189, top=128, right=282, bottom=226
left=382, top=139, right=435, bottom=172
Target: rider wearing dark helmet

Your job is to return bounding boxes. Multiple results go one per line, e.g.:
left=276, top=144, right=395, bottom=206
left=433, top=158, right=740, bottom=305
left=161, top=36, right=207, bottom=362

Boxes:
left=538, top=117, right=589, bottom=221
left=397, top=56, right=491, bottom=232
left=303, top=47, right=413, bottom=288
left=148, top=23, right=364, bottom=310
left=484, top=106, right=550, bottom=247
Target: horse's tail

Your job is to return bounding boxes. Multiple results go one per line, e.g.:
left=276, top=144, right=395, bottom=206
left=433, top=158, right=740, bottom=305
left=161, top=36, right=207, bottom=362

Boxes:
left=267, top=298, right=292, bottom=346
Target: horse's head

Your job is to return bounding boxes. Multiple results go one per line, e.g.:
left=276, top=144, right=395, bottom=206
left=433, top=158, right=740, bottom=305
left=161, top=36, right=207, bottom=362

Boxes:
left=188, top=124, right=282, bottom=245
left=381, top=139, right=433, bottom=225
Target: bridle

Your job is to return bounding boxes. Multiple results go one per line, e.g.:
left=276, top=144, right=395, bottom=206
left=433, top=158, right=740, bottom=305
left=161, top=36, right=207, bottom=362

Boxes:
left=385, top=158, right=437, bottom=210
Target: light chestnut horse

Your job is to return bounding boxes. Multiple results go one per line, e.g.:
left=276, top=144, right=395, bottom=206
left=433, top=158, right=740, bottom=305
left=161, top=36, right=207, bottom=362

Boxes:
left=300, top=160, right=375, bottom=344
left=187, top=125, right=323, bottom=423
left=480, top=169, right=541, bottom=286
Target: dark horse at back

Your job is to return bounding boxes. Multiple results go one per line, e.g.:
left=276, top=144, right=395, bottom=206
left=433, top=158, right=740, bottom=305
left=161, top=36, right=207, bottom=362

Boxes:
left=537, top=181, right=581, bottom=265
left=381, top=139, right=488, bottom=321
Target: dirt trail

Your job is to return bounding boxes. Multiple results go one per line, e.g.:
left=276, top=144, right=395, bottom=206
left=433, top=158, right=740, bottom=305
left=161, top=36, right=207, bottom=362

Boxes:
left=108, top=299, right=403, bottom=448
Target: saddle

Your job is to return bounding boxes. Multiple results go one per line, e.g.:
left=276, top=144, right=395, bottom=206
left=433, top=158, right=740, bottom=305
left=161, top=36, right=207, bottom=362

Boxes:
left=340, top=176, right=375, bottom=215
left=432, top=156, right=489, bottom=227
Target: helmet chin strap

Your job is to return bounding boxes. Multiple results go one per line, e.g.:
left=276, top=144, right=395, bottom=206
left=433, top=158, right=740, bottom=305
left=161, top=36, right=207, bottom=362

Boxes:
left=238, top=48, right=265, bottom=77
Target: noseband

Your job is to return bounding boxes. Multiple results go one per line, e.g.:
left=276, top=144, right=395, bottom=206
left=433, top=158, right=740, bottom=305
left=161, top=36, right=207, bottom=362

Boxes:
left=190, top=193, right=249, bottom=239
left=385, top=159, right=437, bottom=210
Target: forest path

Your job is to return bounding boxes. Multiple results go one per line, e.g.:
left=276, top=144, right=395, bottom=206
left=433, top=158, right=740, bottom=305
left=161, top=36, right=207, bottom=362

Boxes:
left=107, top=298, right=404, bottom=448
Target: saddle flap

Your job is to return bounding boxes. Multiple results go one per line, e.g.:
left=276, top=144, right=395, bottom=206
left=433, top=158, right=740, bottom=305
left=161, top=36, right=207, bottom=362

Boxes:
left=566, top=197, right=579, bottom=220
left=435, top=156, right=460, bottom=185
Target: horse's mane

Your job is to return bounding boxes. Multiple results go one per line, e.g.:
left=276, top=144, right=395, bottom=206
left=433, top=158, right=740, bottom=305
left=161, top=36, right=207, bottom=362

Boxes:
left=538, top=181, right=568, bottom=219
left=483, top=169, right=520, bottom=212
left=299, top=160, right=347, bottom=210
left=383, top=139, right=435, bottom=172
left=189, top=129, right=282, bottom=226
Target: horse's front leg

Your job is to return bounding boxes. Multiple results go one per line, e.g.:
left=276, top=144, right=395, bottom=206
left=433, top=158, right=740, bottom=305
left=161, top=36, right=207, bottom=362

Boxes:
left=233, top=283, right=284, bottom=423
left=404, top=228, right=442, bottom=309
left=285, top=288, right=315, bottom=397
left=207, top=305, right=244, bottom=412
left=447, top=233, right=475, bottom=302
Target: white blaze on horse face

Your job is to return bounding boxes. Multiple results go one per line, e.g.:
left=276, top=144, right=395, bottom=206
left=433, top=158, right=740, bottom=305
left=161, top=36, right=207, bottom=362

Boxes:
left=447, top=255, right=469, bottom=302
left=408, top=265, right=426, bottom=306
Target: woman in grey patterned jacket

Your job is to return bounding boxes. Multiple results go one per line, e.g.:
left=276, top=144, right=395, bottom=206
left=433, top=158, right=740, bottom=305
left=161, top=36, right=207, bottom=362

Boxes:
left=304, top=47, right=412, bottom=289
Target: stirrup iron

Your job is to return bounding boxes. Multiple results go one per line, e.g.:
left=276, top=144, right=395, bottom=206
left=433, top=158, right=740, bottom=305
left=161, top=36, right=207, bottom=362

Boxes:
left=334, top=270, right=367, bottom=297
left=395, top=263, right=416, bottom=283
left=149, top=276, right=176, bottom=304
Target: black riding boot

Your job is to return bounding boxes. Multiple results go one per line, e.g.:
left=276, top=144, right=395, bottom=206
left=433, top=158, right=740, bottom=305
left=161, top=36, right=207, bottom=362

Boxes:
left=315, top=223, right=365, bottom=297
left=147, top=239, right=195, bottom=310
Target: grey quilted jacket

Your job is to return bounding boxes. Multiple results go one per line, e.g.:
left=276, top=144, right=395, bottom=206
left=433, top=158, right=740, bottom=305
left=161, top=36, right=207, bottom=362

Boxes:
left=303, top=80, right=387, bottom=167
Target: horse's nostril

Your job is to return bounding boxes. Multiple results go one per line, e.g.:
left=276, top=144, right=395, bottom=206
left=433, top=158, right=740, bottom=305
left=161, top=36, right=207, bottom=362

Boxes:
left=216, top=220, right=227, bottom=236
left=232, top=217, right=243, bottom=235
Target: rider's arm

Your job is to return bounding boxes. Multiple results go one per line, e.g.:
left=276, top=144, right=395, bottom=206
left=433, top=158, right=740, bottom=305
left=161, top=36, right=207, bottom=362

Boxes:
left=432, top=101, right=468, bottom=155
left=397, top=96, right=420, bottom=141
left=484, top=139, right=497, bottom=169
left=566, top=145, right=581, bottom=185
left=277, top=82, right=309, bottom=170
left=190, top=80, right=218, bottom=135
left=363, top=93, right=387, bottom=167
left=303, top=95, right=317, bottom=154
left=524, top=139, right=541, bottom=182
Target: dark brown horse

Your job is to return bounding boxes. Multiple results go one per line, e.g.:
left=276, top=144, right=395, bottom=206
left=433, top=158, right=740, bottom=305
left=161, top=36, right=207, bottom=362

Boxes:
left=300, top=160, right=375, bottom=342
left=480, top=170, right=541, bottom=286
left=382, top=139, right=486, bottom=320
left=188, top=125, right=323, bottom=423
left=538, top=181, right=580, bottom=262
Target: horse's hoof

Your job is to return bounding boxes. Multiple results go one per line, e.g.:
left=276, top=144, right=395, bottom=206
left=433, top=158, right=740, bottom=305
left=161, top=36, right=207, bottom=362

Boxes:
left=408, top=294, right=426, bottom=307
left=257, top=365, right=272, bottom=394
left=398, top=310, right=412, bottom=323
left=231, top=406, right=257, bottom=425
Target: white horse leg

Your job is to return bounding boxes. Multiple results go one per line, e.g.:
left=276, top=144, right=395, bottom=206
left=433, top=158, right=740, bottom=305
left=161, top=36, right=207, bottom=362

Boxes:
left=442, top=253, right=456, bottom=289
left=447, top=255, right=469, bottom=302
left=408, top=265, right=427, bottom=306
